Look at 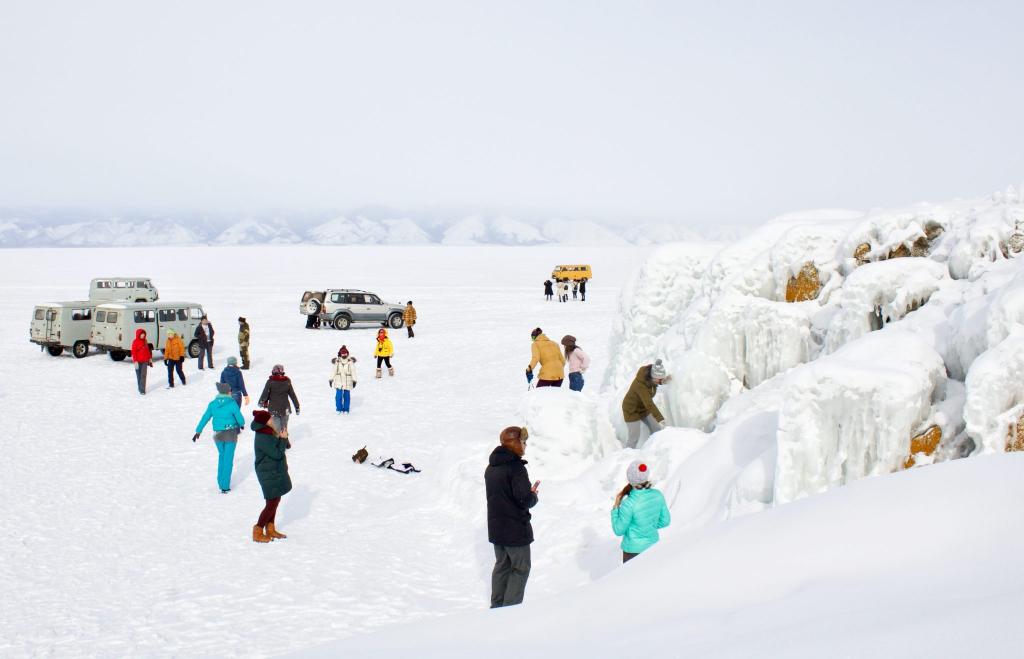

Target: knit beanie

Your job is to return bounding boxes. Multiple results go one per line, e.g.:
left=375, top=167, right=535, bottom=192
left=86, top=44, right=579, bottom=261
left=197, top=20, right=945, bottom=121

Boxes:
left=227, top=356, right=238, bottom=367
left=238, top=316, right=246, bottom=323
left=271, top=364, right=285, bottom=376
left=531, top=327, right=543, bottom=340
left=252, top=409, right=271, bottom=424
left=339, top=345, right=349, bottom=357
left=216, top=382, right=231, bottom=395
left=627, top=460, right=651, bottom=486
left=651, top=359, right=667, bottom=380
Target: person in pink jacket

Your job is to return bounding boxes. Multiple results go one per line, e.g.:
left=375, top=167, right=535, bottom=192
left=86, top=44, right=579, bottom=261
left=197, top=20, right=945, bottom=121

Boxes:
left=561, top=335, right=591, bottom=392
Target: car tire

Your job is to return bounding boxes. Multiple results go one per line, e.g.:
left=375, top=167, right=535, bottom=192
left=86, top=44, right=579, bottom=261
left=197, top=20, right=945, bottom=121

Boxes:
left=188, top=340, right=201, bottom=358
left=72, top=341, right=89, bottom=359
left=47, top=346, right=63, bottom=357
left=388, top=313, right=404, bottom=329
left=110, top=350, right=127, bottom=362
left=333, top=314, right=351, bottom=330
left=305, top=299, right=321, bottom=316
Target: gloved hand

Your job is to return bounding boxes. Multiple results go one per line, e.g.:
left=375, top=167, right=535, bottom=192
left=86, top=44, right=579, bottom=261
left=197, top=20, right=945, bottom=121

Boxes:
left=295, top=407, right=301, bottom=416
left=525, top=368, right=534, bottom=383
left=352, top=382, right=357, bottom=388
left=329, top=380, right=333, bottom=387
left=192, top=432, right=200, bottom=442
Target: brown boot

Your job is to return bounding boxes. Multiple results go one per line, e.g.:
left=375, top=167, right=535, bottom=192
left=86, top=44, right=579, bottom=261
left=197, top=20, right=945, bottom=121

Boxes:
left=266, top=523, right=287, bottom=539
left=252, top=524, right=271, bottom=543
left=375, top=368, right=382, bottom=379
left=388, top=367, right=395, bottom=377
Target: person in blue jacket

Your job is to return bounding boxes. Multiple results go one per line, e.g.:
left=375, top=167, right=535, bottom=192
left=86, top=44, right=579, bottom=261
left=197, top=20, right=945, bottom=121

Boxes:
left=193, top=382, right=246, bottom=493
left=220, top=356, right=249, bottom=409
left=611, top=460, right=671, bottom=563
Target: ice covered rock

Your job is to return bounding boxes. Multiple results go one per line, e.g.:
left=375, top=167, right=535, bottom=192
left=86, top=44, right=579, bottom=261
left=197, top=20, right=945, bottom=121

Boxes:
left=517, top=388, right=619, bottom=478
left=823, top=258, right=948, bottom=353
left=774, top=331, right=946, bottom=504
left=963, top=331, right=1024, bottom=454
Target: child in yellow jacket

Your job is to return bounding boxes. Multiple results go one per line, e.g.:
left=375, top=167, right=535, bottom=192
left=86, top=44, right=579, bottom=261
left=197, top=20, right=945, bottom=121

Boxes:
left=374, top=328, right=395, bottom=378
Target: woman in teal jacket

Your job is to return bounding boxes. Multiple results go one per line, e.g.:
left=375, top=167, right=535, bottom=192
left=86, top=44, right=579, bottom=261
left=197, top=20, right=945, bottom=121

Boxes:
left=193, top=382, right=246, bottom=493
left=611, top=460, right=671, bottom=563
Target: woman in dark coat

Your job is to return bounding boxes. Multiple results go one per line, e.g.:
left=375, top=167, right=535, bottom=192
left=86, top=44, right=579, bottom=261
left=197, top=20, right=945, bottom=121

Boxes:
left=258, top=364, right=300, bottom=433
left=251, top=409, right=292, bottom=542
left=543, top=280, right=554, bottom=301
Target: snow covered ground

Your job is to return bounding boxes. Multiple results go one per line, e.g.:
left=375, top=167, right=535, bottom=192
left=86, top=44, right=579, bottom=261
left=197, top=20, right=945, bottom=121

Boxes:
left=0, top=245, right=650, bottom=656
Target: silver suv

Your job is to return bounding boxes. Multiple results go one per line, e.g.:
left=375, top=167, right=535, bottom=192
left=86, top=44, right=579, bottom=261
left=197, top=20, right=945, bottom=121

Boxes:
left=300, top=289, right=405, bottom=330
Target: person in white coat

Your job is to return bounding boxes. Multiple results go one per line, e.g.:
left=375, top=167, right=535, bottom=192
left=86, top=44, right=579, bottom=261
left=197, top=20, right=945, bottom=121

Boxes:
left=561, top=335, right=591, bottom=391
left=330, top=345, right=358, bottom=414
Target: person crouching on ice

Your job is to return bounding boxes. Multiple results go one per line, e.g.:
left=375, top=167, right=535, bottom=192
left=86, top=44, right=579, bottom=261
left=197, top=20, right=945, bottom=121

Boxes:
left=611, top=460, right=671, bottom=563
left=251, top=410, right=292, bottom=543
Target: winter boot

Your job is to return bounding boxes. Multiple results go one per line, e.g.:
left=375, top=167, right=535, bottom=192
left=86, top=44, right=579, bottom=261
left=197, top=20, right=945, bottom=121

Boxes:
left=252, top=524, right=271, bottom=543
left=375, top=368, right=382, bottom=379
left=388, top=367, right=395, bottom=377
left=265, top=523, right=287, bottom=539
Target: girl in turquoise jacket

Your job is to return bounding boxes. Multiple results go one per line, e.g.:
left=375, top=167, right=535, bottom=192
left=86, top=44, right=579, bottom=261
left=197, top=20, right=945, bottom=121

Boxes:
left=193, top=382, right=246, bottom=493
left=611, top=460, right=671, bottom=563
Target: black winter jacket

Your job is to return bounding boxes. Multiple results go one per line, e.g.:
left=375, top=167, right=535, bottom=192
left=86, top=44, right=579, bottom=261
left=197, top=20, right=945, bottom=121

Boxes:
left=259, top=376, right=300, bottom=416
left=194, top=323, right=215, bottom=347
left=485, top=446, right=537, bottom=546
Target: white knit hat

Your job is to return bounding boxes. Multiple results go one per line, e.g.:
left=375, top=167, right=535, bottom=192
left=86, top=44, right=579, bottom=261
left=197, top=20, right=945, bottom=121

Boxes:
left=651, top=359, right=667, bottom=380
left=627, top=460, right=651, bottom=486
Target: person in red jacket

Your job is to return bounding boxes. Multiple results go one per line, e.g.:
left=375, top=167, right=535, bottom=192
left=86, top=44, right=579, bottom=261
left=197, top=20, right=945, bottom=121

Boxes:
left=131, top=328, right=154, bottom=395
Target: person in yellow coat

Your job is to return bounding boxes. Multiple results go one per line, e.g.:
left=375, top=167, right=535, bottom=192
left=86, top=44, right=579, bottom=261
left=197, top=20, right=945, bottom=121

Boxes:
left=163, top=329, right=187, bottom=388
left=374, top=328, right=395, bottom=378
left=526, top=327, right=565, bottom=387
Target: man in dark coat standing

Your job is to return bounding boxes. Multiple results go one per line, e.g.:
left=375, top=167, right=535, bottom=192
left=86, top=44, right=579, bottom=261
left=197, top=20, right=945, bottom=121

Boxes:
left=194, top=316, right=215, bottom=370
left=485, top=426, right=539, bottom=608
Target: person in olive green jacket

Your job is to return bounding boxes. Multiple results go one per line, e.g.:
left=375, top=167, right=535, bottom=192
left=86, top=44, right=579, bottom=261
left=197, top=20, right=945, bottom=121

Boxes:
left=526, top=327, right=566, bottom=387
left=251, top=409, right=292, bottom=543
left=238, top=317, right=251, bottom=370
left=621, top=359, right=671, bottom=448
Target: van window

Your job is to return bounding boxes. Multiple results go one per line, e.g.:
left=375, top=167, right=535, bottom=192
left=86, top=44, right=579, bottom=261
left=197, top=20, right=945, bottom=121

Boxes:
left=190, top=308, right=204, bottom=320
left=158, top=309, right=176, bottom=322
left=367, top=295, right=381, bottom=305
left=107, top=312, right=118, bottom=323
left=96, top=281, right=110, bottom=289
left=134, top=310, right=155, bottom=323
left=34, top=308, right=44, bottom=320
left=71, top=309, right=92, bottom=321
left=331, top=292, right=345, bottom=303
left=114, top=281, right=128, bottom=289
left=177, top=309, right=187, bottom=321
left=46, top=310, right=57, bottom=321
left=96, top=310, right=106, bottom=322
left=137, top=281, right=148, bottom=288
left=347, top=294, right=365, bottom=304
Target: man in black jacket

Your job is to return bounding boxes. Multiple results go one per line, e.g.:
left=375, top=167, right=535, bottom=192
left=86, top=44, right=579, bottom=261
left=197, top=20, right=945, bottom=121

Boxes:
left=485, top=426, right=539, bottom=608
left=194, top=316, right=215, bottom=370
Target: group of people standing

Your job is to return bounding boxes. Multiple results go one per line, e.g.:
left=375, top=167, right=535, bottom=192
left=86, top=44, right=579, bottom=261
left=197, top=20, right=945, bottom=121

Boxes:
left=129, top=316, right=251, bottom=395
left=543, top=278, right=586, bottom=302
left=526, top=327, right=591, bottom=391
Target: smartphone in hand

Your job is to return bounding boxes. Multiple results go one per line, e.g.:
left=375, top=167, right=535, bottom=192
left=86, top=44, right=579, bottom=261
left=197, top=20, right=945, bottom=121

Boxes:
left=531, top=480, right=541, bottom=493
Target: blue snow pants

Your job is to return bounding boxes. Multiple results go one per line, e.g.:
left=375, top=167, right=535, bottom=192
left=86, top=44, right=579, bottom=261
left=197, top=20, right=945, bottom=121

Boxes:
left=568, top=372, right=585, bottom=392
left=335, top=388, right=351, bottom=413
left=215, top=440, right=236, bottom=491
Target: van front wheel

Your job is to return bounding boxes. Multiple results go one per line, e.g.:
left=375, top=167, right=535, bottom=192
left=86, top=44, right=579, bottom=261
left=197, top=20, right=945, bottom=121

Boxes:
left=187, top=340, right=201, bottom=358
left=110, top=350, right=127, bottom=362
left=47, top=346, right=63, bottom=356
left=72, top=341, right=89, bottom=358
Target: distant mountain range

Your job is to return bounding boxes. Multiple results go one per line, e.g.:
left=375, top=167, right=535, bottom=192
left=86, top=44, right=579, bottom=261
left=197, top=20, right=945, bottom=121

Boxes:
left=0, top=214, right=745, bottom=247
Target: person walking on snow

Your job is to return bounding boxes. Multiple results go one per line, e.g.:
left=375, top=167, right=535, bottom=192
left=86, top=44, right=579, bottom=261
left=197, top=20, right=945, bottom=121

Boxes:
left=622, top=359, right=671, bottom=449
left=579, top=279, right=587, bottom=302
left=220, top=356, right=249, bottom=409
left=238, top=317, right=251, bottom=370
left=561, top=335, right=591, bottom=392
left=251, top=409, right=291, bottom=543
left=562, top=281, right=570, bottom=303
left=163, top=329, right=187, bottom=388
left=543, top=280, right=554, bottom=301
left=611, top=460, right=671, bottom=563
left=485, top=426, right=539, bottom=608
left=572, top=281, right=579, bottom=300
left=194, top=316, right=215, bottom=370
left=330, top=345, right=358, bottom=413
left=374, top=328, right=395, bottom=378
left=526, top=327, right=565, bottom=387
left=131, top=328, right=153, bottom=395
left=193, top=382, right=246, bottom=493
left=258, top=364, right=300, bottom=434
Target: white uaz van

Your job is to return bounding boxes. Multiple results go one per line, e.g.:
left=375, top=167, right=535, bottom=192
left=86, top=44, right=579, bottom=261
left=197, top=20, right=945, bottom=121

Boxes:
left=29, top=301, right=98, bottom=358
left=91, top=301, right=207, bottom=361
left=89, top=278, right=159, bottom=303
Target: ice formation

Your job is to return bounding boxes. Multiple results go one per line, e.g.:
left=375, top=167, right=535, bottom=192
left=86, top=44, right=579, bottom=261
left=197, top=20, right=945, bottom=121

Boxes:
left=601, top=188, right=1024, bottom=517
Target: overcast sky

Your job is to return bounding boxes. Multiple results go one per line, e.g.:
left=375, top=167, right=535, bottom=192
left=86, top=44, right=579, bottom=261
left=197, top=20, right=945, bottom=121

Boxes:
left=1, top=1, right=1022, bottom=224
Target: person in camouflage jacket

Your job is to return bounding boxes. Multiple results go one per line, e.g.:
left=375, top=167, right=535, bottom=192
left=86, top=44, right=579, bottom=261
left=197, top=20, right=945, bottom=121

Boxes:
left=238, top=317, right=250, bottom=370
